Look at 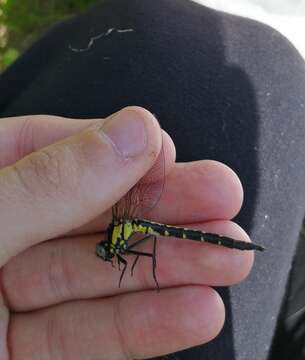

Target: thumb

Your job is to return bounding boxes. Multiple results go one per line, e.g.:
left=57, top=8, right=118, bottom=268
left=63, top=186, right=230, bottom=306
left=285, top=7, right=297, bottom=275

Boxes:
left=0, top=106, right=162, bottom=266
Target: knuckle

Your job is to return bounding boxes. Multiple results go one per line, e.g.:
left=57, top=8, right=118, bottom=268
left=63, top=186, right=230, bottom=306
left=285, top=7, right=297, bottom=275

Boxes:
left=47, top=244, right=73, bottom=302
left=29, top=149, right=62, bottom=189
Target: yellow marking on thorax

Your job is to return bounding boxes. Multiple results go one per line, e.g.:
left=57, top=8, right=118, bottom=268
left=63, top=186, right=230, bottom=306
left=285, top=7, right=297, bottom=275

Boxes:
left=112, top=224, right=123, bottom=245
left=124, top=221, right=134, bottom=240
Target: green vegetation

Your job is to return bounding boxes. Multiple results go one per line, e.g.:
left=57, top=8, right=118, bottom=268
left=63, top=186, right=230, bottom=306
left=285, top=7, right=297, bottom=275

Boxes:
left=0, top=0, right=97, bottom=71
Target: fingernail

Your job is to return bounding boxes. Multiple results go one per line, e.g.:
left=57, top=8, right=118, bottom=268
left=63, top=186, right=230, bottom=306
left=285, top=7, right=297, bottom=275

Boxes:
left=101, top=109, right=148, bottom=158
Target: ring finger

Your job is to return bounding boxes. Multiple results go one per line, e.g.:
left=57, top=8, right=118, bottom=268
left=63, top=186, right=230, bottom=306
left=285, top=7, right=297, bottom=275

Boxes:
left=10, top=286, right=224, bottom=360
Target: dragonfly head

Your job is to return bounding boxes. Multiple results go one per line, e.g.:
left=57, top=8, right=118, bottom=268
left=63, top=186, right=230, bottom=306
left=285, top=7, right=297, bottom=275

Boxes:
left=96, top=240, right=113, bottom=261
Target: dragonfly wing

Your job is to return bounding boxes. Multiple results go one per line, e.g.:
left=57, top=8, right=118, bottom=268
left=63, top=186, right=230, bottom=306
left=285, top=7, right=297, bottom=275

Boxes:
left=112, top=143, right=165, bottom=220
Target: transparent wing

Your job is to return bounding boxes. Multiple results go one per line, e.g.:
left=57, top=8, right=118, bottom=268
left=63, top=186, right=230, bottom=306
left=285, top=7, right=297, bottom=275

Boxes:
left=112, top=144, right=165, bottom=220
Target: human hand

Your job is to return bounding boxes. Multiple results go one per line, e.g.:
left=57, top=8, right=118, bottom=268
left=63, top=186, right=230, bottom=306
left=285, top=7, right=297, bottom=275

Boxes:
left=0, top=107, right=254, bottom=359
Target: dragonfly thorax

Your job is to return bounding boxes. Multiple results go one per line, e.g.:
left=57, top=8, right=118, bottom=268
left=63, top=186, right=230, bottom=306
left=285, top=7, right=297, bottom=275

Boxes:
left=96, top=220, right=132, bottom=261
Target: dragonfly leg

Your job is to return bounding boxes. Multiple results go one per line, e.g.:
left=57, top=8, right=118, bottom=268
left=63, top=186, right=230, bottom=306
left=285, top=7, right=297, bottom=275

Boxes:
left=126, top=235, right=159, bottom=291
left=128, top=234, right=157, bottom=276
left=131, top=255, right=139, bottom=276
left=127, top=234, right=155, bottom=250
left=117, top=255, right=127, bottom=288
left=152, top=235, right=158, bottom=291
left=127, top=234, right=155, bottom=277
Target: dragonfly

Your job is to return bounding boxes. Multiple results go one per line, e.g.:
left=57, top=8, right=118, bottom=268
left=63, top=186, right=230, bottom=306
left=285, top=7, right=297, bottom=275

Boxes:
left=96, top=143, right=264, bottom=290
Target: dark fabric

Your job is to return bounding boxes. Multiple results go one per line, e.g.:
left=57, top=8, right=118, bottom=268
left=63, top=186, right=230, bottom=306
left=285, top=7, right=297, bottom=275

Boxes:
left=1, top=0, right=305, bottom=359
left=269, top=222, right=305, bottom=360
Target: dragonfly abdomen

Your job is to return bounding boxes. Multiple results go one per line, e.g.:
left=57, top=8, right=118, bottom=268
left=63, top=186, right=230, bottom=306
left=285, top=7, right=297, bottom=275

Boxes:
left=133, top=219, right=264, bottom=252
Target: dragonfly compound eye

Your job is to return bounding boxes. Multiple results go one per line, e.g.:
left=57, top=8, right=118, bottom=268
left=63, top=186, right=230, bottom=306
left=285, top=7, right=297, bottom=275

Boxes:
left=96, top=242, right=112, bottom=260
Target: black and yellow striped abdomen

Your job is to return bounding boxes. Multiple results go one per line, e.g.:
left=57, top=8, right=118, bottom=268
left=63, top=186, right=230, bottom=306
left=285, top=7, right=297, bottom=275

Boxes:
left=112, top=219, right=264, bottom=252
left=96, top=217, right=264, bottom=289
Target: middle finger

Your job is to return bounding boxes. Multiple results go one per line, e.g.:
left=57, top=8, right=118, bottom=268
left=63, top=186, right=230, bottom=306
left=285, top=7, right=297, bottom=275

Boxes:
left=2, top=220, right=254, bottom=311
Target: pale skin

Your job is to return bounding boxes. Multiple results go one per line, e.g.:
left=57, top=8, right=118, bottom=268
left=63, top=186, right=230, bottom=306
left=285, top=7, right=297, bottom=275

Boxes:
left=0, top=106, right=254, bottom=359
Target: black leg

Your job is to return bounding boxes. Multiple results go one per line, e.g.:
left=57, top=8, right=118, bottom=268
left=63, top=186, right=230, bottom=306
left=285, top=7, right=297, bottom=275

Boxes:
left=127, top=249, right=153, bottom=257
left=152, top=236, right=159, bottom=291
left=131, top=255, right=139, bottom=276
left=117, top=255, right=127, bottom=288
left=127, top=234, right=154, bottom=278
left=127, top=234, right=155, bottom=250
left=127, top=235, right=159, bottom=290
